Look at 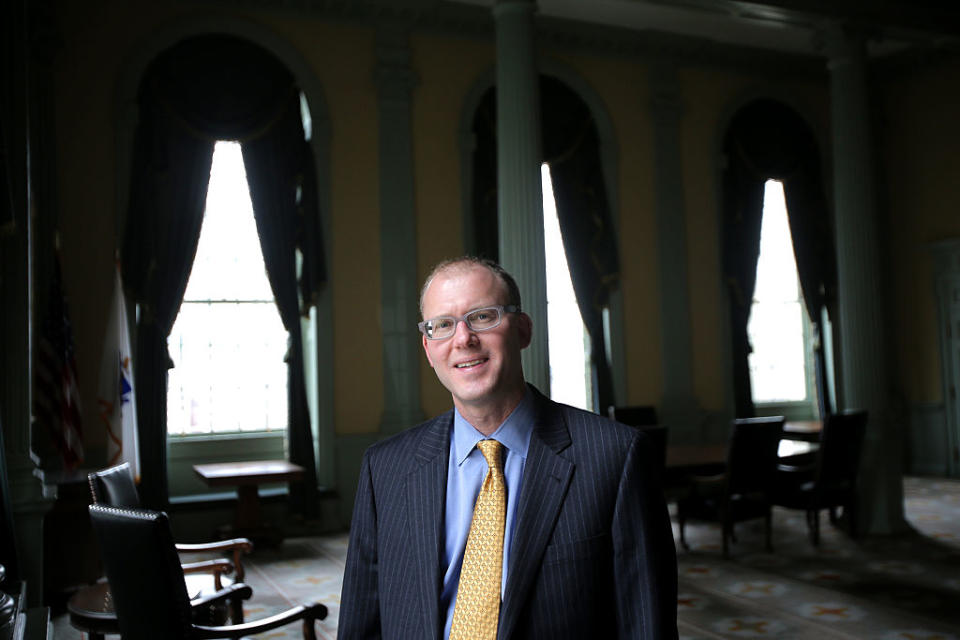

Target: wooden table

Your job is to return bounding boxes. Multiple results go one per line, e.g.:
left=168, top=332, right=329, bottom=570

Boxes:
left=193, top=460, right=305, bottom=545
left=665, top=440, right=819, bottom=474
left=783, top=419, right=823, bottom=442
left=665, top=444, right=728, bottom=472
left=663, top=440, right=819, bottom=502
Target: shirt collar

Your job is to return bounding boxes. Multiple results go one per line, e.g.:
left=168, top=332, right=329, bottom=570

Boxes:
left=452, top=387, right=534, bottom=466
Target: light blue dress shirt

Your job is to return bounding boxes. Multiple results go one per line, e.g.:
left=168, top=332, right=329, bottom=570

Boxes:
left=440, top=389, right=534, bottom=639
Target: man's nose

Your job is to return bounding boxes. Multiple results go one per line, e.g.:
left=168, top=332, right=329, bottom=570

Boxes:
left=451, top=318, right=478, bottom=347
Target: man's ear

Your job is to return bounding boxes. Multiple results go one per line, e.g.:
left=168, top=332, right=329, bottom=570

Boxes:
left=422, top=335, right=435, bottom=367
left=517, top=313, right=533, bottom=349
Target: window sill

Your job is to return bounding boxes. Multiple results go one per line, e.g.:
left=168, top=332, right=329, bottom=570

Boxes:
left=754, top=400, right=816, bottom=421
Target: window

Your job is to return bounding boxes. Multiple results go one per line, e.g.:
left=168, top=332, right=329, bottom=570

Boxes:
left=167, top=141, right=289, bottom=436
left=542, top=163, right=593, bottom=411
left=747, top=180, right=817, bottom=412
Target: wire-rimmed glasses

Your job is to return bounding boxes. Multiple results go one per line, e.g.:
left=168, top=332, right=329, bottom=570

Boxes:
left=418, top=305, right=520, bottom=340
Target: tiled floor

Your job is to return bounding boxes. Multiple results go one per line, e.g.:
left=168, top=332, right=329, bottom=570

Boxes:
left=53, top=476, right=960, bottom=639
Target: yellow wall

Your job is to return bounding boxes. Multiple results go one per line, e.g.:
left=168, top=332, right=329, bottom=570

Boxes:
left=882, top=60, right=960, bottom=405
left=411, top=34, right=495, bottom=419
left=264, top=15, right=383, bottom=435
left=52, top=0, right=952, bottom=468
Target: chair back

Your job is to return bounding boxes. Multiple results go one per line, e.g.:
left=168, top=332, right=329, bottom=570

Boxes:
left=636, top=425, right=668, bottom=486
left=88, top=463, right=140, bottom=508
left=725, top=416, right=785, bottom=496
left=608, top=405, right=659, bottom=428
left=816, top=410, right=867, bottom=491
left=88, top=505, right=194, bottom=640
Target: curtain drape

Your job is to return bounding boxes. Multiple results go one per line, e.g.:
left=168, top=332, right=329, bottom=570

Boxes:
left=470, top=88, right=499, bottom=260
left=721, top=99, right=837, bottom=418
left=122, top=35, right=324, bottom=512
left=123, top=104, right=213, bottom=508
left=242, top=97, right=320, bottom=517
left=540, top=76, right=619, bottom=413
left=470, top=78, right=620, bottom=411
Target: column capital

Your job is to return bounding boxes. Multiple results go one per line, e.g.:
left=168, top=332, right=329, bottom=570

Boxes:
left=814, top=21, right=870, bottom=69
left=649, top=63, right=683, bottom=124
left=373, top=24, right=419, bottom=102
left=493, top=0, right=537, bottom=18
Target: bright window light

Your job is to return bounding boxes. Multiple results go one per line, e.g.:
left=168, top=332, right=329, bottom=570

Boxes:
left=167, top=141, right=289, bottom=435
left=542, top=163, right=592, bottom=411
left=747, top=180, right=809, bottom=403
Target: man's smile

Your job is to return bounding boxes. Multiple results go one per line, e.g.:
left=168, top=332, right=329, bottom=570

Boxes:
left=454, top=357, right=489, bottom=369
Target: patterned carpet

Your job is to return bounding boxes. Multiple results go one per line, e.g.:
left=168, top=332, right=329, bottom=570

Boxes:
left=53, top=476, right=960, bottom=639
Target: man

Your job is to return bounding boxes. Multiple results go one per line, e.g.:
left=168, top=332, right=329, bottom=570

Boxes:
left=338, top=257, right=678, bottom=639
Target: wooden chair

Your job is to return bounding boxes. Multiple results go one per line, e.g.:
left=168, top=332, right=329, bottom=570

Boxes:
left=608, top=405, right=658, bottom=428
left=88, top=463, right=253, bottom=623
left=88, top=504, right=326, bottom=640
left=676, top=416, right=785, bottom=557
left=608, top=405, right=667, bottom=486
left=773, top=410, right=868, bottom=545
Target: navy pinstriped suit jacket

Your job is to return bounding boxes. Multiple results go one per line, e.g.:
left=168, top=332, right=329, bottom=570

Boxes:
left=338, top=385, right=678, bottom=639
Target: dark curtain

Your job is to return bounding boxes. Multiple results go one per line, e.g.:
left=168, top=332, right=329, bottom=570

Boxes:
left=123, top=35, right=324, bottom=513
left=242, top=97, right=320, bottom=517
left=721, top=99, right=837, bottom=418
left=540, top=76, right=619, bottom=413
left=123, top=105, right=213, bottom=508
left=471, top=88, right=499, bottom=260
left=470, top=78, right=620, bottom=412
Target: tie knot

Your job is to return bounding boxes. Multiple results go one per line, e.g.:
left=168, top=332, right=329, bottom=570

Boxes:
left=477, top=439, right=504, bottom=473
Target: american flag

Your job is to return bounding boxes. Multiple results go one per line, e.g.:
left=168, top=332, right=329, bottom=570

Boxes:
left=34, top=252, right=84, bottom=469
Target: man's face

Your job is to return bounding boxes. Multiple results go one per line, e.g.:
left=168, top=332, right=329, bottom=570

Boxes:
left=421, top=265, right=531, bottom=414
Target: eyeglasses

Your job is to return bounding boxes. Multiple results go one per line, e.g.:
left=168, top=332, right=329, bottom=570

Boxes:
left=418, top=305, right=521, bottom=340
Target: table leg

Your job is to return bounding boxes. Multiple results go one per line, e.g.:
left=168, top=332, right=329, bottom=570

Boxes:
left=235, top=484, right=261, bottom=530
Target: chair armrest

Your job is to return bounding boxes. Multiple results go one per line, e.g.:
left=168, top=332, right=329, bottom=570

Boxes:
left=189, top=582, right=253, bottom=611
left=176, top=538, right=254, bottom=554
left=182, top=558, right=234, bottom=575
left=192, top=602, right=328, bottom=640
left=182, top=558, right=234, bottom=591
left=776, top=462, right=815, bottom=474
left=177, top=538, right=253, bottom=583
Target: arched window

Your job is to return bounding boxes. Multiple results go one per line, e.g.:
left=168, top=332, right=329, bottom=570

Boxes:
left=721, top=99, right=837, bottom=420
left=167, top=141, right=289, bottom=435
left=747, top=179, right=817, bottom=412
left=122, top=35, right=325, bottom=511
left=468, top=75, right=619, bottom=411
left=543, top=163, right=592, bottom=410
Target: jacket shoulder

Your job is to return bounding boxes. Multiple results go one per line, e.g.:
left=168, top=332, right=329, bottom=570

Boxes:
left=363, top=410, right=452, bottom=461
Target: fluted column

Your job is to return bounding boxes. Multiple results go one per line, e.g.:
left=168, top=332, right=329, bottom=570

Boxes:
left=494, top=0, right=549, bottom=393
left=824, top=23, right=906, bottom=534
left=649, top=63, right=701, bottom=441
left=1, top=1, right=54, bottom=605
left=374, top=23, right=424, bottom=434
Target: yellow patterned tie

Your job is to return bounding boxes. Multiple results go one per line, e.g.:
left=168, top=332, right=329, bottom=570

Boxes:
left=450, top=439, right=506, bottom=640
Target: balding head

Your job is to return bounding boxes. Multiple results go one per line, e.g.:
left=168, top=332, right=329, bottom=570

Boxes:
left=419, top=257, right=522, bottom=318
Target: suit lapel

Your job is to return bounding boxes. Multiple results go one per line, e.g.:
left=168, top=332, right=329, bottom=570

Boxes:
left=406, top=413, right=452, bottom=640
left=499, top=390, right=573, bottom=639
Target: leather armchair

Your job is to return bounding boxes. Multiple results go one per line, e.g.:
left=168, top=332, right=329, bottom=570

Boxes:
left=88, top=463, right=253, bottom=617
left=88, top=504, right=326, bottom=640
